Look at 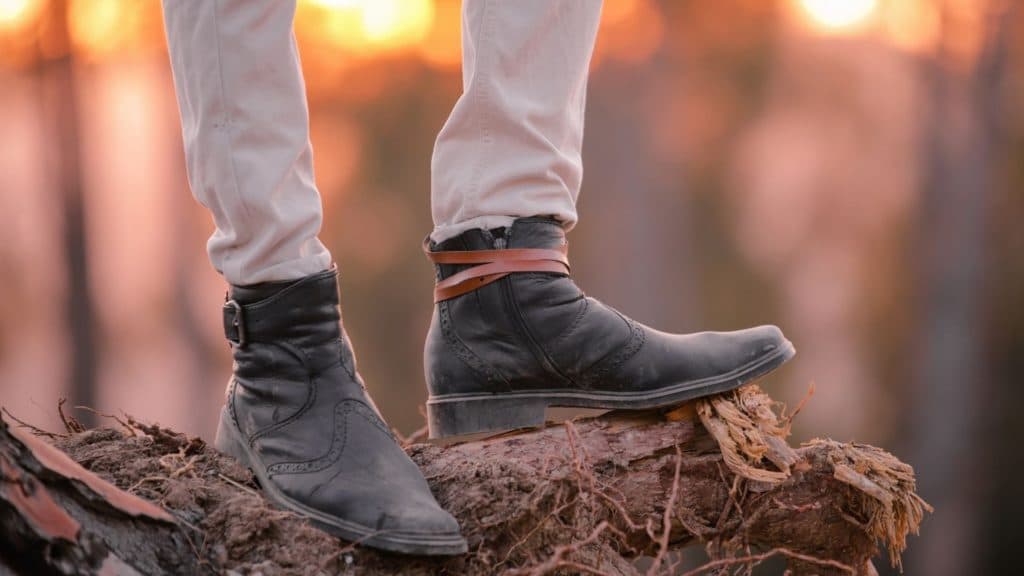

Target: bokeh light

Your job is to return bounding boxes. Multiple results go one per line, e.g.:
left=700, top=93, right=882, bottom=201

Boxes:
left=67, top=0, right=164, bottom=60
left=300, top=0, right=434, bottom=54
left=797, top=0, right=878, bottom=31
left=0, top=0, right=41, bottom=32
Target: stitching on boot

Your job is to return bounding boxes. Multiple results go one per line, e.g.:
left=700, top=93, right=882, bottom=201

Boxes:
left=551, top=298, right=589, bottom=349
left=432, top=233, right=507, bottom=388
left=266, top=399, right=350, bottom=476
left=351, top=402, right=391, bottom=436
left=267, top=400, right=390, bottom=478
left=248, top=341, right=318, bottom=445
left=338, top=337, right=357, bottom=381
left=239, top=268, right=337, bottom=311
left=304, top=404, right=391, bottom=500
left=578, top=315, right=646, bottom=388
left=438, top=299, right=508, bottom=387
left=267, top=402, right=350, bottom=476
left=503, top=276, right=574, bottom=385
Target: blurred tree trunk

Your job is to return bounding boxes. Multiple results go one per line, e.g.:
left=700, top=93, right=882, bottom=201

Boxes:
left=908, top=3, right=1010, bottom=574
left=579, top=58, right=699, bottom=331
left=976, top=5, right=1021, bottom=572
left=38, top=0, right=97, bottom=426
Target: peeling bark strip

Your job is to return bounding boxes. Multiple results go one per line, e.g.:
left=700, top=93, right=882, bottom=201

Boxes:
left=10, top=422, right=173, bottom=524
left=0, top=418, right=197, bottom=575
left=0, top=385, right=930, bottom=575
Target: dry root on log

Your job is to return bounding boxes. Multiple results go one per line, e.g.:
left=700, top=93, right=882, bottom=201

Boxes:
left=0, top=385, right=930, bottom=576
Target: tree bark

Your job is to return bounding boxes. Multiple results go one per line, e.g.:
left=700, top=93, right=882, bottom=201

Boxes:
left=0, top=416, right=195, bottom=575
left=0, top=385, right=927, bottom=575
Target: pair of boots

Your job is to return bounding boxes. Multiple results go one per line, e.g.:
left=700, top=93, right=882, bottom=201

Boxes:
left=214, top=218, right=794, bottom=555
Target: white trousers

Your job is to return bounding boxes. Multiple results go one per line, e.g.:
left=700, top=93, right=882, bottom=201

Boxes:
left=162, top=0, right=602, bottom=285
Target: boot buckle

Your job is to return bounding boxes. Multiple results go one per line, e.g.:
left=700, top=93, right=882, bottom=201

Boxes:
left=224, top=299, right=247, bottom=347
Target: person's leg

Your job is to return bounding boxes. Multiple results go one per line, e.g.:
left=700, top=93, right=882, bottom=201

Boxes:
left=163, top=0, right=328, bottom=284
left=424, top=0, right=794, bottom=438
left=430, top=0, right=601, bottom=242
left=161, top=0, right=465, bottom=554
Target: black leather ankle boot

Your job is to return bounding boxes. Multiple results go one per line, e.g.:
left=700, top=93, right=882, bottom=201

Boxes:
left=215, top=268, right=466, bottom=555
left=423, top=217, right=795, bottom=438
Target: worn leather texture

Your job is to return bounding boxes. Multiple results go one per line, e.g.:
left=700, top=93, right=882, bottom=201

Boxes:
left=223, top=268, right=461, bottom=539
left=424, top=217, right=787, bottom=398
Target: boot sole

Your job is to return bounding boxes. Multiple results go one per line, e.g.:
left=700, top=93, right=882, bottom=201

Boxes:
left=427, top=339, right=796, bottom=439
left=214, top=408, right=468, bottom=556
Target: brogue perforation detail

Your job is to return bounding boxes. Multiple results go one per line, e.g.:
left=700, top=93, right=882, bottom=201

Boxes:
left=439, top=299, right=508, bottom=387
left=577, top=313, right=646, bottom=388
left=266, top=399, right=386, bottom=476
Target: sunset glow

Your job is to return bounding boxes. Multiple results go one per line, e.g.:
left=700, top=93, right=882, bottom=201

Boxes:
left=798, top=0, right=878, bottom=31
left=67, top=0, right=163, bottom=59
left=0, top=0, right=39, bottom=31
left=301, top=0, right=434, bottom=53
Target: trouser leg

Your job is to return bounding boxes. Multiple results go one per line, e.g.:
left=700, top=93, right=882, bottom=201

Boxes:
left=161, top=0, right=331, bottom=284
left=429, top=0, right=604, bottom=242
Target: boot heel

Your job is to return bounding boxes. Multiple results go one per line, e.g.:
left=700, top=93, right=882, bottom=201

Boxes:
left=214, top=409, right=251, bottom=466
left=427, top=395, right=547, bottom=438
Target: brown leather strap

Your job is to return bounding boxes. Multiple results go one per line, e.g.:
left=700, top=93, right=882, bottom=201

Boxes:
left=423, top=238, right=570, bottom=302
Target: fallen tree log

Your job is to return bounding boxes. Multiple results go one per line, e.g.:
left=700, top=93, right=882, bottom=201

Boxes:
left=0, top=410, right=197, bottom=575
left=0, top=385, right=929, bottom=575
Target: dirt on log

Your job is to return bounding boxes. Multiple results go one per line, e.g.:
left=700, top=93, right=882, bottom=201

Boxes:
left=0, top=385, right=930, bottom=575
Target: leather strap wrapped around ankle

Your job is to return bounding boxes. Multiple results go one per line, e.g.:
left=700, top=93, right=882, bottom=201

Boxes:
left=423, top=238, right=570, bottom=302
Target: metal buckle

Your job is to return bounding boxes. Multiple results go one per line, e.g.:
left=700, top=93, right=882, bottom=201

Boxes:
left=225, top=299, right=246, bottom=347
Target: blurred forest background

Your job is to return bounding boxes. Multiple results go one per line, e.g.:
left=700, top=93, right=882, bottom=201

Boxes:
left=0, top=0, right=1020, bottom=573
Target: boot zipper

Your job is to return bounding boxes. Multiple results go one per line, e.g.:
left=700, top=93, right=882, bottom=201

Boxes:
left=501, top=276, right=575, bottom=387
